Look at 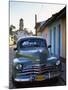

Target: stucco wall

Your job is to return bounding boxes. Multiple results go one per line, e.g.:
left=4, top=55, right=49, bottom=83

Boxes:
left=37, top=32, right=42, bottom=36
left=15, top=31, right=29, bottom=41
left=41, top=27, right=49, bottom=45
left=37, top=16, right=66, bottom=59
left=41, top=18, right=66, bottom=58
left=48, top=20, right=62, bottom=56
left=60, top=17, right=66, bottom=58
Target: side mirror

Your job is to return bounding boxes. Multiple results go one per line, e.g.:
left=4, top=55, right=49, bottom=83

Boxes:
left=14, top=47, right=17, bottom=51
left=48, top=45, right=51, bottom=48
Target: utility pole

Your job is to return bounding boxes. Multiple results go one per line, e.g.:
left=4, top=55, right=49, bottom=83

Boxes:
left=35, top=14, right=37, bottom=36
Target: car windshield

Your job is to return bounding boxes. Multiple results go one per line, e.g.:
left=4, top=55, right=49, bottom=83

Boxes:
left=18, top=38, right=47, bottom=49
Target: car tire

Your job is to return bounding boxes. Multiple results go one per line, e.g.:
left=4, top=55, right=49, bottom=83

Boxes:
left=12, top=76, right=19, bottom=88
left=12, top=77, right=28, bottom=88
left=53, top=77, right=60, bottom=83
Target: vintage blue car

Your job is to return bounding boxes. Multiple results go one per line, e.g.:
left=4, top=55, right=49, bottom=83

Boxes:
left=12, top=36, right=62, bottom=84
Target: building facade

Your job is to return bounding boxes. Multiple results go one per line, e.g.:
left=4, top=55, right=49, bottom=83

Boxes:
left=35, top=7, right=66, bottom=59
left=14, top=18, right=30, bottom=42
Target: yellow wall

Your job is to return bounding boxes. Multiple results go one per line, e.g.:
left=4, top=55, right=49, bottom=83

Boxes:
left=41, top=27, right=49, bottom=45
left=37, top=32, right=42, bottom=36
left=61, top=17, right=66, bottom=58
left=9, top=35, right=14, bottom=45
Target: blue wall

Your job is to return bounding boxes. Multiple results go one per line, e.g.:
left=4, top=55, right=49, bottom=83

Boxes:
left=48, top=20, right=62, bottom=57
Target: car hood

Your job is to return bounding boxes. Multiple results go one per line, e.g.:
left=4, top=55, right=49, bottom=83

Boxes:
left=15, top=47, right=58, bottom=65
left=15, top=47, right=48, bottom=64
left=19, top=47, right=47, bottom=54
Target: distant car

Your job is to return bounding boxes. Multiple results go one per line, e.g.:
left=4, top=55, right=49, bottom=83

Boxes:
left=12, top=36, right=62, bottom=85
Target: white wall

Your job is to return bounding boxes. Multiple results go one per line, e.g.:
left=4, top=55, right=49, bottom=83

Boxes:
left=15, top=31, right=28, bottom=40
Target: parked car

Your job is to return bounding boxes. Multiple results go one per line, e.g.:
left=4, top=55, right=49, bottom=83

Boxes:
left=12, top=36, right=62, bottom=85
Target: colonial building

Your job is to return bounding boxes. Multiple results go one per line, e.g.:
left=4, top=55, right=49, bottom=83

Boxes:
left=14, top=18, right=30, bottom=42
left=9, top=35, right=15, bottom=45
left=35, top=7, right=66, bottom=59
left=35, top=21, right=45, bottom=36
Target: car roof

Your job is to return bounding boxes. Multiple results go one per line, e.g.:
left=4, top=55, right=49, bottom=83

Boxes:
left=17, top=36, right=46, bottom=43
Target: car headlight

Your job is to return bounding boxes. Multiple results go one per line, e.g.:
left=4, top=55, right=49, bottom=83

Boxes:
left=16, top=64, right=23, bottom=70
left=56, top=60, right=60, bottom=65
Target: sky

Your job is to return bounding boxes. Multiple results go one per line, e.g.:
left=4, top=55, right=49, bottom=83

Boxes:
left=10, top=1, right=65, bottom=34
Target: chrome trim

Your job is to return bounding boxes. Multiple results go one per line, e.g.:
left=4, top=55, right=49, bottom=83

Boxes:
left=49, top=72, right=50, bottom=79
left=15, top=78, right=31, bottom=82
left=14, top=71, right=60, bottom=82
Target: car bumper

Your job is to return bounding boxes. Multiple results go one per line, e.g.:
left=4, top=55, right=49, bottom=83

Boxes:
left=14, top=71, right=61, bottom=82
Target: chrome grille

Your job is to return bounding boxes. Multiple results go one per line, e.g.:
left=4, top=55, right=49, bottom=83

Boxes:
left=20, top=64, right=58, bottom=75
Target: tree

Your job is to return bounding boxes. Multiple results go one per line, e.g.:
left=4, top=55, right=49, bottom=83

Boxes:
left=9, top=25, right=16, bottom=35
